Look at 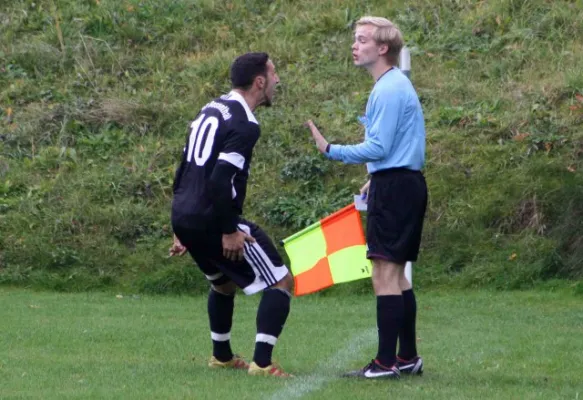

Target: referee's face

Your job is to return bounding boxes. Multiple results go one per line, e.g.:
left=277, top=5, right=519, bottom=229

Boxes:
left=262, top=60, right=279, bottom=107
left=352, top=25, right=382, bottom=68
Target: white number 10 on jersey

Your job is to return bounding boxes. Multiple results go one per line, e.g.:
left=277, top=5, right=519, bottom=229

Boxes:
left=186, top=114, right=218, bottom=166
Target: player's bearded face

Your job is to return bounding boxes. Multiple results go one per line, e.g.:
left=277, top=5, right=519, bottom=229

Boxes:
left=352, top=25, right=383, bottom=67
left=262, top=61, right=279, bottom=107
left=262, top=80, right=273, bottom=107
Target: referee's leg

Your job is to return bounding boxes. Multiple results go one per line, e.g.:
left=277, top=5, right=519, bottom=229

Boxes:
left=397, top=266, right=419, bottom=363
left=372, top=259, right=405, bottom=368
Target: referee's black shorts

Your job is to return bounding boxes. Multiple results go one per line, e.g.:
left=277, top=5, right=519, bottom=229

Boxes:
left=366, top=167, right=428, bottom=264
left=172, top=218, right=289, bottom=295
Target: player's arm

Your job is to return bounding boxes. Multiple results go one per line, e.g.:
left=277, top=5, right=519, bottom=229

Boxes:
left=208, top=124, right=259, bottom=260
left=208, top=161, right=240, bottom=234
left=169, top=130, right=190, bottom=256
left=172, top=125, right=193, bottom=194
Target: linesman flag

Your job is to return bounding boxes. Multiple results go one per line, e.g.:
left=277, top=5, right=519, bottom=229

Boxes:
left=282, top=203, right=371, bottom=296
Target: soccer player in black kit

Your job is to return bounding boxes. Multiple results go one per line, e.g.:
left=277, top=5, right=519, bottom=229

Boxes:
left=169, top=53, right=293, bottom=377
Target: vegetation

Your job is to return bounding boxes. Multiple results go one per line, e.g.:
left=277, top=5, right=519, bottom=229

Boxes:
left=1, top=0, right=582, bottom=293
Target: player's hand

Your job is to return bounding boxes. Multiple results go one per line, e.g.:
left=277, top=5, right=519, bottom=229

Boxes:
left=222, top=231, right=256, bottom=262
left=169, top=234, right=187, bottom=257
left=304, top=120, right=329, bottom=154
left=360, top=180, right=371, bottom=203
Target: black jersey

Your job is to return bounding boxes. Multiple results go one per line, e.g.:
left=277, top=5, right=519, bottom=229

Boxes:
left=171, top=91, right=260, bottom=234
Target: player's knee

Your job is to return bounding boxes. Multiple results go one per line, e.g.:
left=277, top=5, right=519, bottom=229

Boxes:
left=212, top=280, right=237, bottom=296
left=271, top=272, right=294, bottom=294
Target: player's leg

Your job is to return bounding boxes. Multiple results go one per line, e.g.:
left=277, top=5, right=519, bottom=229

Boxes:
left=250, top=272, right=293, bottom=375
left=206, top=279, right=238, bottom=366
left=236, top=220, right=294, bottom=377
left=199, top=261, right=250, bottom=369
left=174, top=227, right=247, bottom=369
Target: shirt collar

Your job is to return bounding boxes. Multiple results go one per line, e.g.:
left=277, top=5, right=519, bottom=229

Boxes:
left=222, top=90, right=259, bottom=125
left=376, top=66, right=395, bottom=83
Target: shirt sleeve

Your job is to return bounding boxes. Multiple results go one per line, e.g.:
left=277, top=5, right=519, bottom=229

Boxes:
left=217, top=122, right=260, bottom=170
left=327, top=88, right=402, bottom=164
left=209, top=123, right=260, bottom=234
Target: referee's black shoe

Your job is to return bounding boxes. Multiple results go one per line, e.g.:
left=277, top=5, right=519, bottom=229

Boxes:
left=342, top=359, right=400, bottom=380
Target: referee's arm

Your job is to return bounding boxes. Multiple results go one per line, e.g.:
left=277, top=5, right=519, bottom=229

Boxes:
left=327, top=90, right=401, bottom=164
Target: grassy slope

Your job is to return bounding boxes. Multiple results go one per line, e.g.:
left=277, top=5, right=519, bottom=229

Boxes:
left=0, top=0, right=582, bottom=292
left=1, top=287, right=582, bottom=399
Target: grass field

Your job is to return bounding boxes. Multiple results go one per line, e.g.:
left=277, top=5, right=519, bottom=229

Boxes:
left=1, top=287, right=582, bottom=399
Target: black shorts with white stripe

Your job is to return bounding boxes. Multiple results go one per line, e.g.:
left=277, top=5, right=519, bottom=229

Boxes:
left=173, top=219, right=289, bottom=295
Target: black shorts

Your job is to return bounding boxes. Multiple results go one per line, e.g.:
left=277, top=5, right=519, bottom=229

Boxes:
left=366, top=168, right=428, bottom=264
left=172, top=219, right=289, bottom=295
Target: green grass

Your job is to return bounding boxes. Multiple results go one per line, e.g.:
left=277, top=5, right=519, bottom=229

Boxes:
left=1, top=287, right=582, bottom=399
left=1, top=0, right=583, bottom=292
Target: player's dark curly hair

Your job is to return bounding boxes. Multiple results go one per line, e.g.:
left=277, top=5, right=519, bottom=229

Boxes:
left=230, top=52, right=269, bottom=90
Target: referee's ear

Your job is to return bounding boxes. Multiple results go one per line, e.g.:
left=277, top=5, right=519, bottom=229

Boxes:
left=378, top=43, right=389, bottom=57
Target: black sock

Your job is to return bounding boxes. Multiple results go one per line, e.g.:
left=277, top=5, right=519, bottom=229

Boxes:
left=208, top=289, right=234, bottom=362
left=376, top=294, right=404, bottom=367
left=253, top=288, right=291, bottom=368
left=398, top=289, right=418, bottom=360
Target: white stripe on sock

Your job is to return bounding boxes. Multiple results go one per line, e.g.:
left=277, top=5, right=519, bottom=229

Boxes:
left=256, top=333, right=278, bottom=346
left=211, top=332, right=231, bottom=342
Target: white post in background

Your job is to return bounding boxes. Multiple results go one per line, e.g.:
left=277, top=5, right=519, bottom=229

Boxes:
left=400, top=45, right=413, bottom=286
left=399, top=46, right=411, bottom=79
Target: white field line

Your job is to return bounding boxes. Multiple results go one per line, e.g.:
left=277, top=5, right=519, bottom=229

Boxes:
left=268, top=328, right=376, bottom=400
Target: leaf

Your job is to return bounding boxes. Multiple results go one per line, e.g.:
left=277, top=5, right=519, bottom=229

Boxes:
left=576, top=93, right=583, bottom=103
left=567, top=165, right=576, bottom=173
left=509, top=253, right=517, bottom=261
left=544, top=142, right=553, bottom=152
left=513, top=133, right=530, bottom=141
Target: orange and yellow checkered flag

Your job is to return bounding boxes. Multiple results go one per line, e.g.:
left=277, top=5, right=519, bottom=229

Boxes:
left=282, top=203, right=371, bottom=296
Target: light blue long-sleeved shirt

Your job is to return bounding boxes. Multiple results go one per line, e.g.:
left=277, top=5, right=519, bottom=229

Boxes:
left=326, top=67, right=426, bottom=173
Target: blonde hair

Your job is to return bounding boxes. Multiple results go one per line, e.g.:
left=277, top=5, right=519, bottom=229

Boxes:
left=356, top=16, right=404, bottom=64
